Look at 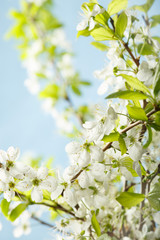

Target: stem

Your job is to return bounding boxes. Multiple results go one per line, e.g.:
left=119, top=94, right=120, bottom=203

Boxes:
left=121, top=40, right=140, bottom=67
left=31, top=215, right=55, bottom=229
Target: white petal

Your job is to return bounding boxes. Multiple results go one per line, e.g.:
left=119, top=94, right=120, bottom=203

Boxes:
left=133, top=161, right=142, bottom=177
left=63, top=188, right=77, bottom=207
left=7, top=146, right=20, bottom=161
left=79, top=149, right=91, bottom=168
left=37, top=167, right=48, bottom=180
left=128, top=142, right=143, bottom=161
left=78, top=171, right=90, bottom=188
left=97, top=81, right=109, bottom=95
left=88, top=17, right=96, bottom=31
left=31, top=187, right=43, bottom=203
left=4, top=190, right=15, bottom=202
left=76, top=20, right=88, bottom=31
left=16, top=180, right=32, bottom=192
left=90, top=145, right=104, bottom=162
left=51, top=185, right=64, bottom=200
left=65, top=142, right=81, bottom=154
left=83, top=121, right=97, bottom=129
left=0, top=150, right=8, bottom=162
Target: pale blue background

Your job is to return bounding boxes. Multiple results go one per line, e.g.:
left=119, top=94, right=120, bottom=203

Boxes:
left=0, top=0, right=159, bottom=239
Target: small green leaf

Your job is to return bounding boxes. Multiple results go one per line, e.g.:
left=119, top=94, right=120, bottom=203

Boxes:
left=91, top=27, right=117, bottom=41
left=105, top=90, right=148, bottom=100
left=143, top=125, right=152, bottom=148
left=153, top=62, right=160, bottom=96
left=9, top=203, right=28, bottom=221
left=91, top=41, right=109, bottom=51
left=108, top=0, right=128, bottom=16
left=91, top=212, right=101, bottom=237
left=94, top=11, right=110, bottom=26
left=77, top=28, right=90, bottom=38
left=137, top=43, right=155, bottom=56
left=151, top=15, right=160, bottom=28
left=148, top=183, right=160, bottom=210
left=119, top=74, right=151, bottom=94
left=120, top=157, right=138, bottom=177
left=132, top=0, right=155, bottom=13
left=102, top=132, right=120, bottom=142
left=127, top=105, right=148, bottom=121
left=1, top=199, right=10, bottom=217
left=118, top=135, right=127, bottom=155
left=115, top=12, right=128, bottom=38
left=39, top=84, right=60, bottom=100
left=116, top=192, right=145, bottom=208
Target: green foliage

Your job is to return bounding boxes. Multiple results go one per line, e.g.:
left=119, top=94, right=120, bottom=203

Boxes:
left=105, top=90, right=148, bottom=100
left=143, top=125, right=152, bottom=148
left=120, top=157, right=138, bottom=177
left=132, top=0, right=155, bottom=13
left=77, top=28, right=90, bottom=38
left=91, top=41, right=109, bottom=51
left=148, top=182, right=160, bottom=210
left=127, top=105, right=148, bottom=121
left=118, top=135, right=127, bottom=155
left=94, top=11, right=110, bottom=26
left=116, top=192, right=145, bottom=208
left=91, top=212, right=101, bottom=237
left=39, top=84, right=60, bottom=100
left=102, top=132, right=120, bottom=142
left=91, top=27, right=117, bottom=41
left=115, top=12, right=128, bottom=39
left=137, top=43, right=156, bottom=56
left=151, top=15, right=160, bottom=28
left=153, top=62, right=160, bottom=97
left=119, top=74, right=151, bottom=94
left=107, top=0, right=128, bottom=16
left=9, top=203, right=28, bottom=221
left=1, top=199, right=10, bottom=217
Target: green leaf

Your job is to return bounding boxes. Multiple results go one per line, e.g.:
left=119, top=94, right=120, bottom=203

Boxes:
left=1, top=199, right=10, bottom=217
left=153, top=62, right=160, bottom=96
left=120, top=157, right=138, bottom=177
left=132, top=0, right=155, bottom=13
left=39, top=84, right=60, bottom=100
left=80, top=81, right=91, bottom=86
left=150, top=123, right=160, bottom=131
left=115, top=12, right=128, bottom=38
left=108, top=0, right=128, bottom=15
left=91, top=41, right=109, bottom=51
left=9, top=203, right=28, bottom=222
left=71, top=85, right=81, bottom=96
left=77, top=28, right=90, bottom=38
left=91, top=213, right=101, bottom=237
left=102, top=132, right=120, bottom=142
left=151, top=15, right=160, bottom=28
left=127, top=105, right=148, bottom=121
left=152, top=36, right=160, bottom=43
left=118, top=135, right=127, bottom=155
left=116, top=192, right=145, bottom=208
left=137, top=43, right=155, bottom=56
left=105, top=90, right=148, bottom=100
left=143, top=125, right=152, bottom=148
left=94, top=11, right=110, bottom=26
left=148, top=183, right=160, bottom=210
left=91, top=27, right=117, bottom=41
left=119, top=74, right=151, bottom=94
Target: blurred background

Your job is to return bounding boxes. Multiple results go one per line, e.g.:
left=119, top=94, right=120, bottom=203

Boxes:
left=0, top=0, right=159, bottom=239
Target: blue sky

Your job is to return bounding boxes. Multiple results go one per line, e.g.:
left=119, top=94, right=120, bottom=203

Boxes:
left=0, top=0, right=160, bottom=239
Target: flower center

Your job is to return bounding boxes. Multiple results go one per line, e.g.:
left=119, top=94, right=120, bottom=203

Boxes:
left=32, top=178, right=40, bottom=186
